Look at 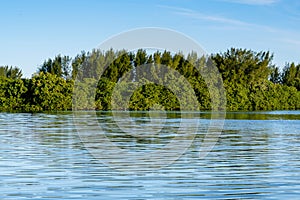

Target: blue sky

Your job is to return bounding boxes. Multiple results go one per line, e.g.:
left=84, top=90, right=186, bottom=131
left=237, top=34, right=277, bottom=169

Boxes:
left=1, top=0, right=299, bottom=77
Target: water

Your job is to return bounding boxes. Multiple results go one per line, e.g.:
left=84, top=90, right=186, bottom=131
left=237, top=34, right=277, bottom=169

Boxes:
left=0, top=111, right=300, bottom=199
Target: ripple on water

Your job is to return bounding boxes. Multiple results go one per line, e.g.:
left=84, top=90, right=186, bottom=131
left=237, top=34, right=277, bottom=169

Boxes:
left=0, top=111, right=299, bottom=199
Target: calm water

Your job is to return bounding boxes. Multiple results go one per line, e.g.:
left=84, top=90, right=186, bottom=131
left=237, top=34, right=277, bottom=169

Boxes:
left=0, top=111, right=300, bottom=199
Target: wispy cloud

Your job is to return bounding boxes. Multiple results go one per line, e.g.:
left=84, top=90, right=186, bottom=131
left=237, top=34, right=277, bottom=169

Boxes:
left=281, top=1, right=300, bottom=21
left=158, top=5, right=249, bottom=27
left=282, top=38, right=300, bottom=46
left=158, top=5, right=276, bottom=30
left=220, top=0, right=278, bottom=5
left=158, top=4, right=300, bottom=50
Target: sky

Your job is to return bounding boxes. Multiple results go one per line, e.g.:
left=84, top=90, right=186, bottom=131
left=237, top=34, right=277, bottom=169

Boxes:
left=0, top=0, right=299, bottom=77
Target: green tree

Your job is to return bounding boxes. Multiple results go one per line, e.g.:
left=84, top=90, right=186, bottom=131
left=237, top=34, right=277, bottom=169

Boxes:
left=0, top=66, right=23, bottom=79
left=29, top=72, right=73, bottom=111
left=0, top=77, right=27, bottom=111
left=282, top=63, right=300, bottom=90
left=270, top=66, right=281, bottom=84
left=38, top=55, right=72, bottom=79
left=211, top=48, right=274, bottom=110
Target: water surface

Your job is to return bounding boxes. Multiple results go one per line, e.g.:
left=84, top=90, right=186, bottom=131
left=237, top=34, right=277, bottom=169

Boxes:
left=0, top=111, right=299, bottom=199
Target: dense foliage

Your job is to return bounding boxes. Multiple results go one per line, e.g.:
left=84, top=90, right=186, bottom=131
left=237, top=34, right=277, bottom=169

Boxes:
left=0, top=48, right=299, bottom=112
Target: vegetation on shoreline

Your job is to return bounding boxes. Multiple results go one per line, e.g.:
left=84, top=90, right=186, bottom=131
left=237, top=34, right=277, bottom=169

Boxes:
left=0, top=48, right=299, bottom=112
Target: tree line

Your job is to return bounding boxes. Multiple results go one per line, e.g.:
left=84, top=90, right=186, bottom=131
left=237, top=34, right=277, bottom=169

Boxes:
left=0, top=48, right=299, bottom=112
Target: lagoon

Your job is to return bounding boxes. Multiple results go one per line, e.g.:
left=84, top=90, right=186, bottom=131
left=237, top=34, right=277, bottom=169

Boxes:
left=0, top=111, right=300, bottom=199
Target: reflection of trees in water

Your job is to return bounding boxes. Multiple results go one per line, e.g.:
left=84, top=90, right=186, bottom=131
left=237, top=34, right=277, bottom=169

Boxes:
left=204, top=125, right=272, bottom=183
left=97, top=112, right=182, bottom=150
left=29, top=112, right=81, bottom=149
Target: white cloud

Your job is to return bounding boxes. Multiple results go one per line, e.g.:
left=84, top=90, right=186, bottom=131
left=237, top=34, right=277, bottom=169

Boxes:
left=282, top=38, right=300, bottom=46
left=158, top=4, right=300, bottom=46
left=220, top=0, right=278, bottom=5
left=158, top=5, right=249, bottom=26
